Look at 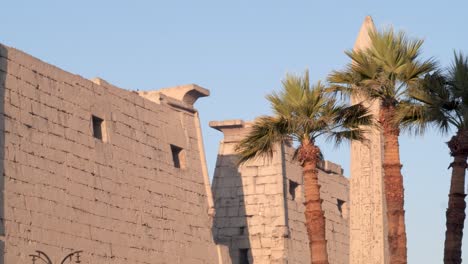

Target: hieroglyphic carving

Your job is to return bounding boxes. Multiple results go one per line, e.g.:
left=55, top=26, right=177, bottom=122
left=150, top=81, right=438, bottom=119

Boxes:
left=349, top=16, right=389, bottom=264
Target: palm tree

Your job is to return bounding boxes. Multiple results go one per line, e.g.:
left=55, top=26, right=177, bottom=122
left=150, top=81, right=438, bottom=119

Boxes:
left=399, top=52, right=468, bottom=264
left=328, top=29, right=436, bottom=264
left=236, top=70, right=372, bottom=264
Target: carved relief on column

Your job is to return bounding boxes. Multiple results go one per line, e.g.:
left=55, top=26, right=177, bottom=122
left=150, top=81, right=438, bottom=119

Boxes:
left=349, top=16, right=389, bottom=264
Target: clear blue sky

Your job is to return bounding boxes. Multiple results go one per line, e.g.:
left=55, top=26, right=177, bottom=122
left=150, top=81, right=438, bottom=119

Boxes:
left=2, top=1, right=468, bottom=263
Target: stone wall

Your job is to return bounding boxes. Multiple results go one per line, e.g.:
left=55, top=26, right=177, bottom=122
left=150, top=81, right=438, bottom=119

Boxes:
left=284, top=150, right=349, bottom=264
left=211, top=120, right=349, bottom=264
left=210, top=120, right=288, bottom=264
left=0, top=43, right=221, bottom=263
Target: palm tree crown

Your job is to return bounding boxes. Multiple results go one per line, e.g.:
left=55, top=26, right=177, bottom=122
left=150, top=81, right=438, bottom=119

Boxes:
left=328, top=28, right=436, bottom=264
left=235, top=70, right=372, bottom=264
left=236, top=70, right=372, bottom=163
left=400, top=53, right=468, bottom=135
left=402, top=52, right=468, bottom=264
left=328, top=29, right=436, bottom=108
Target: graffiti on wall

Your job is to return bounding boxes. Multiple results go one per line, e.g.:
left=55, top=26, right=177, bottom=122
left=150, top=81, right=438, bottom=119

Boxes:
left=29, top=250, right=83, bottom=264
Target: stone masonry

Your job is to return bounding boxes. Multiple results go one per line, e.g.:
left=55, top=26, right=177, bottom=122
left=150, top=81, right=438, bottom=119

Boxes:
left=0, top=43, right=225, bottom=263
left=210, top=120, right=349, bottom=264
left=0, top=15, right=390, bottom=264
left=349, top=16, right=389, bottom=264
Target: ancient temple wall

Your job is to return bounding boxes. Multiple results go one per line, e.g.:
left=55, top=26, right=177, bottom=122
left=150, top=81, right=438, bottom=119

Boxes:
left=210, top=120, right=288, bottom=264
left=282, top=145, right=310, bottom=264
left=283, top=148, right=349, bottom=264
left=211, top=120, right=349, bottom=264
left=0, top=43, right=221, bottom=263
left=316, top=162, right=350, bottom=263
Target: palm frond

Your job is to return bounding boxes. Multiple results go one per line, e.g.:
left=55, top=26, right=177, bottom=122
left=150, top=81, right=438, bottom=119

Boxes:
left=404, top=57, right=468, bottom=135
left=235, top=115, right=291, bottom=164
left=330, top=27, right=436, bottom=103
left=328, top=26, right=439, bottom=137
left=397, top=101, right=443, bottom=135
left=335, top=103, right=375, bottom=128
left=326, top=129, right=368, bottom=147
left=237, top=70, right=374, bottom=164
left=449, top=51, right=468, bottom=104
left=320, top=102, right=373, bottom=146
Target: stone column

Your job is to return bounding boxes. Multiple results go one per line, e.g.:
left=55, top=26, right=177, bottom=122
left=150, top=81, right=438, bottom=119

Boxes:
left=349, top=16, right=389, bottom=264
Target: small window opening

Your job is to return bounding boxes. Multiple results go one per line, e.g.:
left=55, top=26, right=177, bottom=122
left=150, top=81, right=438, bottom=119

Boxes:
left=337, top=199, right=346, bottom=217
left=171, top=144, right=185, bottom=169
left=239, top=226, right=246, bottom=235
left=92, top=115, right=105, bottom=141
left=289, top=180, right=299, bottom=201
left=239, top=248, right=250, bottom=264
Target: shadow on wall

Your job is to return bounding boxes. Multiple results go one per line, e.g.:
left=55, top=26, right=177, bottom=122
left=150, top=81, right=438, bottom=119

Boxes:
left=211, top=154, right=253, bottom=264
left=0, top=44, right=7, bottom=264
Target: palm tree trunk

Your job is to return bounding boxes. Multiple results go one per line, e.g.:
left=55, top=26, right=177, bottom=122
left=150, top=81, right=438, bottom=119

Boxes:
left=380, top=105, right=407, bottom=264
left=444, top=133, right=468, bottom=264
left=300, top=141, right=328, bottom=264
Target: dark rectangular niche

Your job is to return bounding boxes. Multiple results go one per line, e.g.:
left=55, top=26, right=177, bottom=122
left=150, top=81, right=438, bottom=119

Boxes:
left=92, top=115, right=105, bottom=141
left=337, top=199, right=346, bottom=217
left=239, top=248, right=250, bottom=264
left=239, top=226, right=246, bottom=235
left=170, top=144, right=185, bottom=169
left=289, top=180, right=299, bottom=201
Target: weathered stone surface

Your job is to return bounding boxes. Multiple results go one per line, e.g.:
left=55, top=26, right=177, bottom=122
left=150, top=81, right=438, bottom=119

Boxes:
left=211, top=120, right=349, bottom=264
left=349, top=16, right=389, bottom=264
left=0, top=43, right=224, bottom=263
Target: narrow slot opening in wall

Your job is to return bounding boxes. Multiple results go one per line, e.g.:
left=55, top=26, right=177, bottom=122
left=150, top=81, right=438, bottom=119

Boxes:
left=92, top=115, right=106, bottom=141
left=289, top=180, right=299, bottom=201
left=239, top=226, right=246, bottom=235
left=170, top=144, right=185, bottom=169
left=337, top=199, right=345, bottom=217
left=239, top=248, right=250, bottom=264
